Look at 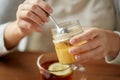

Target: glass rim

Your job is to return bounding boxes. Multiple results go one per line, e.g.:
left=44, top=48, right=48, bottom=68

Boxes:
left=52, top=19, right=83, bottom=43
left=36, top=54, right=72, bottom=73
left=52, top=19, right=81, bottom=30
left=37, top=54, right=86, bottom=73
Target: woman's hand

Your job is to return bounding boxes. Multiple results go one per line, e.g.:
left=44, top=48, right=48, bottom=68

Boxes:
left=16, top=0, right=53, bottom=35
left=4, top=0, right=52, bottom=49
left=69, top=28, right=120, bottom=63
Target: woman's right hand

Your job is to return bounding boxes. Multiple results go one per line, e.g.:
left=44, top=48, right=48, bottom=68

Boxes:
left=4, top=0, right=53, bottom=49
left=16, top=0, right=53, bottom=35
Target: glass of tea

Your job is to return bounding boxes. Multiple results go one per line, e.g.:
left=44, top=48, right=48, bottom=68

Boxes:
left=52, top=20, right=87, bottom=64
left=37, top=53, right=87, bottom=80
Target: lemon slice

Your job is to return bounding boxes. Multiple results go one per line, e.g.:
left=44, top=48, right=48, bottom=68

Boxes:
left=48, top=62, right=73, bottom=76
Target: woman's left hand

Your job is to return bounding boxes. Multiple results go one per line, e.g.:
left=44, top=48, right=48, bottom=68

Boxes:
left=69, top=28, right=120, bottom=63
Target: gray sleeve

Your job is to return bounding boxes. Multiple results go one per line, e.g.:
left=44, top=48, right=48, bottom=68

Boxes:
left=105, top=52, right=120, bottom=65
left=0, top=22, right=28, bottom=56
left=105, top=31, right=120, bottom=65
left=0, top=23, right=16, bottom=56
left=18, top=36, right=28, bottom=52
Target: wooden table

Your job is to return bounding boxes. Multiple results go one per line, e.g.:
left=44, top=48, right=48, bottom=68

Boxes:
left=0, top=51, right=120, bottom=80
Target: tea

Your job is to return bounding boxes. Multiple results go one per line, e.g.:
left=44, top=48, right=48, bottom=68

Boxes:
left=41, top=61, right=73, bottom=80
left=37, top=53, right=87, bottom=80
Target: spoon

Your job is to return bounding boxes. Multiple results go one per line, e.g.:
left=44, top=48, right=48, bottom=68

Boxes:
left=49, top=16, right=68, bottom=34
left=43, top=0, right=68, bottom=33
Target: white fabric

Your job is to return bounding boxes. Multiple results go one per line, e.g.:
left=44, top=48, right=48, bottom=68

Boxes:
left=0, top=23, right=27, bottom=54
left=18, top=37, right=28, bottom=52
left=106, top=53, right=120, bottom=64
left=104, top=0, right=120, bottom=64
left=0, top=23, right=8, bottom=54
left=0, top=0, right=25, bottom=54
left=114, top=0, right=120, bottom=31
left=105, top=31, right=120, bottom=65
left=0, top=23, right=16, bottom=56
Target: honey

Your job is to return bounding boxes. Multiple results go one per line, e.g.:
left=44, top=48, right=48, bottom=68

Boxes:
left=52, top=20, right=85, bottom=64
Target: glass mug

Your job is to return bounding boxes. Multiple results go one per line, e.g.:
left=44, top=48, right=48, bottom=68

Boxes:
left=52, top=20, right=87, bottom=64
left=37, top=53, right=87, bottom=80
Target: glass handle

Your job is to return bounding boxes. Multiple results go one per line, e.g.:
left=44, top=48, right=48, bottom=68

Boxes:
left=70, top=64, right=87, bottom=80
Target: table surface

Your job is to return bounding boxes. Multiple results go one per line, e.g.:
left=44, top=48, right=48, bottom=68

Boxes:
left=0, top=51, right=120, bottom=80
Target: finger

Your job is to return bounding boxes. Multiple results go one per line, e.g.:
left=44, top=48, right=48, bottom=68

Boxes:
left=21, top=3, right=48, bottom=22
left=38, top=0, right=53, bottom=14
left=75, top=46, right=101, bottom=62
left=18, top=19, right=41, bottom=33
left=70, top=28, right=99, bottom=44
left=25, top=19, right=42, bottom=32
left=18, top=19, right=33, bottom=34
left=27, top=0, right=53, bottom=14
left=69, top=37, right=100, bottom=55
left=19, top=10, right=44, bottom=26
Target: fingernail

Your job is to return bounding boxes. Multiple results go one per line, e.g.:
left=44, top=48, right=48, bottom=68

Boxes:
left=69, top=48, right=74, bottom=53
left=70, top=39, right=76, bottom=44
left=75, top=55, right=80, bottom=60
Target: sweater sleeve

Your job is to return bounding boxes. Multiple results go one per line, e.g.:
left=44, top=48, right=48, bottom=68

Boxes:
left=0, top=22, right=28, bottom=56
left=0, top=23, right=16, bottom=56
left=105, top=31, right=120, bottom=65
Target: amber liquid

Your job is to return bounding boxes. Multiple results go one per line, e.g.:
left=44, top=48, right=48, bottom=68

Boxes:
left=41, top=61, right=73, bottom=80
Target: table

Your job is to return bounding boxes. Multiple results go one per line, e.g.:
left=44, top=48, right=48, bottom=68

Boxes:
left=0, top=51, right=120, bottom=80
